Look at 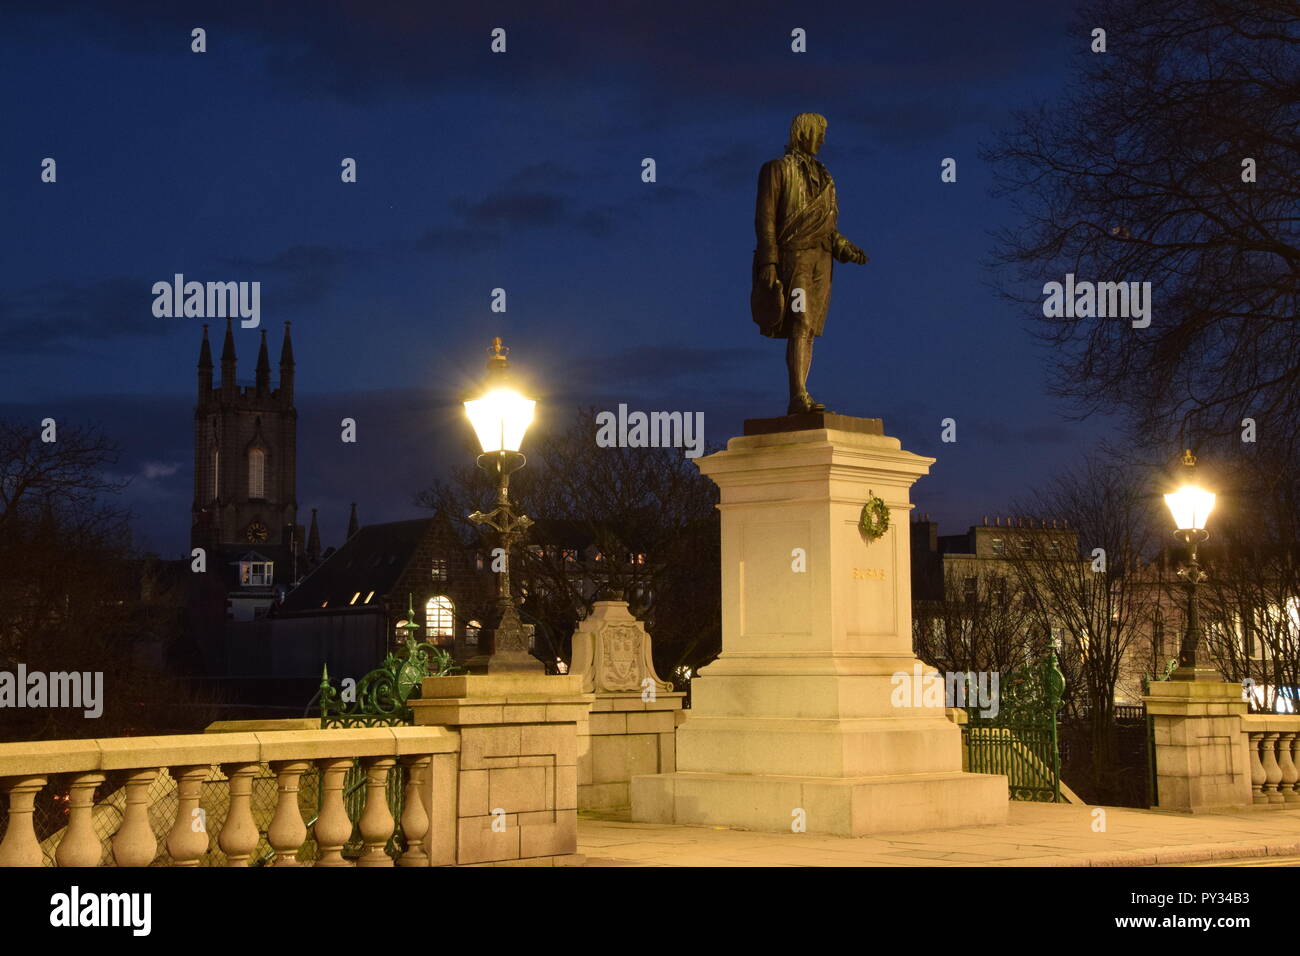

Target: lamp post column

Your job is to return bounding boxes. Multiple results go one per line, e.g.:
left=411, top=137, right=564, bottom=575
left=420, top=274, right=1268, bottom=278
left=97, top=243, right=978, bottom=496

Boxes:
left=1172, top=530, right=1216, bottom=681
left=469, top=451, right=538, bottom=673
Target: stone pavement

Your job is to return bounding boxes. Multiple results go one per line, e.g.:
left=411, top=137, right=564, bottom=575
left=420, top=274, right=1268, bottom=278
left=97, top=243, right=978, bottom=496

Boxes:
left=578, top=802, right=1300, bottom=866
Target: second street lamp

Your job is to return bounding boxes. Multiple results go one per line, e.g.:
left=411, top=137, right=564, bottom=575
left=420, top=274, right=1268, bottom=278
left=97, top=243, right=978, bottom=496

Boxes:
left=1163, top=449, right=1219, bottom=681
left=463, top=337, right=541, bottom=674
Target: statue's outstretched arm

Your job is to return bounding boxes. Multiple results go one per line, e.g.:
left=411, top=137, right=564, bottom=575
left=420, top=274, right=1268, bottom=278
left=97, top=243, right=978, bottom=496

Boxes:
left=832, top=231, right=869, bottom=264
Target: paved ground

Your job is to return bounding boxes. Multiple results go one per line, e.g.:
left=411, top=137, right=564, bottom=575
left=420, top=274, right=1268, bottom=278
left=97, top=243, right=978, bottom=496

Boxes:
left=578, top=803, right=1300, bottom=866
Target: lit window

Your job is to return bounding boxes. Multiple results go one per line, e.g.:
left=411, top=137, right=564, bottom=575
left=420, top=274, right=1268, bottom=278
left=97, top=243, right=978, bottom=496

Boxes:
left=466, top=619, right=481, bottom=646
left=248, top=448, right=265, bottom=499
left=562, top=549, right=577, bottom=563
left=991, top=537, right=1004, bottom=555
left=364, top=590, right=374, bottom=604
left=431, top=559, right=448, bottom=581
left=629, top=553, right=646, bottom=565
left=425, top=595, right=455, bottom=642
left=349, top=591, right=361, bottom=605
left=240, top=561, right=273, bottom=587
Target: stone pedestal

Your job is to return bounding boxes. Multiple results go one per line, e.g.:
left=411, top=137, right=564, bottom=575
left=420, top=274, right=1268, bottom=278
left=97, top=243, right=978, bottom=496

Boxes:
left=631, top=419, right=1007, bottom=836
left=1145, top=680, right=1252, bottom=812
left=410, top=674, right=592, bottom=865
left=570, top=600, right=684, bottom=809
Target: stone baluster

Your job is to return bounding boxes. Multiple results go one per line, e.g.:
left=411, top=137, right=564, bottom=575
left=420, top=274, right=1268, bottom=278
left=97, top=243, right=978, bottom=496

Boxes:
left=56, top=772, right=106, bottom=867
left=0, top=775, right=48, bottom=867
left=1277, top=732, right=1299, bottom=804
left=267, top=760, right=311, bottom=866
left=397, top=755, right=431, bottom=867
left=357, top=756, right=396, bottom=867
left=166, top=765, right=211, bottom=866
left=218, top=762, right=262, bottom=866
left=1249, top=733, right=1267, bottom=804
left=314, top=757, right=355, bottom=867
left=1262, top=733, right=1285, bottom=804
left=111, top=768, right=159, bottom=866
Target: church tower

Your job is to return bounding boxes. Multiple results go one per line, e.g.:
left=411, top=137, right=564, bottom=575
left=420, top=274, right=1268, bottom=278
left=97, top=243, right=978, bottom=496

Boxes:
left=191, top=321, right=299, bottom=557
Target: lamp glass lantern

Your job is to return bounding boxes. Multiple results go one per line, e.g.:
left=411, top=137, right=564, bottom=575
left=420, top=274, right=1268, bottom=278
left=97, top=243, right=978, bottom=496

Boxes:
left=464, top=387, right=535, bottom=454
left=1163, top=484, right=1215, bottom=533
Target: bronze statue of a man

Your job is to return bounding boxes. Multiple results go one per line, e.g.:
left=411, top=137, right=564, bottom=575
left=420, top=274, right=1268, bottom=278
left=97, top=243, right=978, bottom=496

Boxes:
left=752, top=113, right=868, bottom=414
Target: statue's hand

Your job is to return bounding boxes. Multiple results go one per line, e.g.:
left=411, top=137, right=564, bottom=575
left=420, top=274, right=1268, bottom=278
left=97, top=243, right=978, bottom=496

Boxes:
left=760, top=264, right=778, bottom=288
left=843, top=243, right=869, bottom=265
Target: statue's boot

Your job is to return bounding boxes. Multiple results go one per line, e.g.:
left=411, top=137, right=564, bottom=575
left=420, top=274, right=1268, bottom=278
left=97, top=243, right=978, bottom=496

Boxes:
left=786, top=332, right=826, bottom=414
left=787, top=392, right=827, bottom=415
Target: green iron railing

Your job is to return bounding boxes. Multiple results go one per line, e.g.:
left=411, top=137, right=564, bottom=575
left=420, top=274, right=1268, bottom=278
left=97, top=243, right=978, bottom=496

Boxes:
left=962, top=645, right=1066, bottom=802
left=317, top=613, right=464, bottom=730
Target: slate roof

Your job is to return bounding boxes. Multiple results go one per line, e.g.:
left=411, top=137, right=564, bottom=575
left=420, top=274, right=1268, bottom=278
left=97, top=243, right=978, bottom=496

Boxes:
left=278, top=518, right=433, bottom=613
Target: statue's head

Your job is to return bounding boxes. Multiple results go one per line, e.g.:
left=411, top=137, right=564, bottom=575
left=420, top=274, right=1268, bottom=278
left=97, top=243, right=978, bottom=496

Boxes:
left=788, top=113, right=827, bottom=155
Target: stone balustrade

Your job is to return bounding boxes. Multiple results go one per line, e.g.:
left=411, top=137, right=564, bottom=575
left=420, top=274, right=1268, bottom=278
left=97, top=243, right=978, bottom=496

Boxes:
left=1241, top=715, right=1300, bottom=807
left=0, top=726, right=459, bottom=867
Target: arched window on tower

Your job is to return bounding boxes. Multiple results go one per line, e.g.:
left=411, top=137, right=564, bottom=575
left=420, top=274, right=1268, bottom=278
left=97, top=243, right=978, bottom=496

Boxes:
left=212, top=448, right=220, bottom=500
left=425, top=595, right=455, bottom=644
left=248, top=448, right=265, bottom=499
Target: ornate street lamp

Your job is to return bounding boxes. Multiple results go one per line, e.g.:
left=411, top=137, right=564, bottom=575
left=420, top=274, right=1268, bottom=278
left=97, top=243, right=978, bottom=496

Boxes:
left=1163, top=449, right=1219, bottom=680
left=463, top=337, right=541, bottom=673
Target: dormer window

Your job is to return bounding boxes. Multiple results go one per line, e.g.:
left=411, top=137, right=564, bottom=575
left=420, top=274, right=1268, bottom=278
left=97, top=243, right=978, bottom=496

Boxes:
left=240, top=560, right=273, bottom=587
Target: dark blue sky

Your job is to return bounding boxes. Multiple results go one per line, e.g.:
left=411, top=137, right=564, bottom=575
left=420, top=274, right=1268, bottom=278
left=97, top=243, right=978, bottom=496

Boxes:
left=0, top=0, right=1112, bottom=555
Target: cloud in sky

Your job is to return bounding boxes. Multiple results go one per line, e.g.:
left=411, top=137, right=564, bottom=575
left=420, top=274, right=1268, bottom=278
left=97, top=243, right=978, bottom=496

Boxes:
left=0, top=278, right=170, bottom=354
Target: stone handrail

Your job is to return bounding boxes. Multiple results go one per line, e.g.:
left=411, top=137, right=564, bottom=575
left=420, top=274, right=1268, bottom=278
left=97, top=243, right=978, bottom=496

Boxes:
left=0, top=726, right=459, bottom=867
left=1240, top=714, right=1300, bottom=807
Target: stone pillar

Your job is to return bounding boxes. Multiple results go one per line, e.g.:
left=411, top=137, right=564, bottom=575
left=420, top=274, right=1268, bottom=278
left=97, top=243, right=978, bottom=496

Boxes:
left=1146, top=680, right=1252, bottom=811
left=631, top=416, right=1007, bottom=836
left=570, top=599, right=684, bottom=809
left=411, top=674, right=592, bottom=866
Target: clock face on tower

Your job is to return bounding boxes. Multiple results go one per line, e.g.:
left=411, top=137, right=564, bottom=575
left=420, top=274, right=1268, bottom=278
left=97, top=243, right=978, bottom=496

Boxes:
left=246, top=520, right=269, bottom=543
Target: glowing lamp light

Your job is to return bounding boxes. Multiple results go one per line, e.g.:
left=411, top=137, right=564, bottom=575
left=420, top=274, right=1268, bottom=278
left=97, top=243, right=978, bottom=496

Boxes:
left=1164, top=484, right=1215, bottom=533
left=464, top=386, right=536, bottom=454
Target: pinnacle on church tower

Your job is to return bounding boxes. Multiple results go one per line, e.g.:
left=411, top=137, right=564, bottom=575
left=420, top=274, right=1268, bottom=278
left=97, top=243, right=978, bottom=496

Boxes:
left=255, top=329, right=271, bottom=393
left=220, top=317, right=237, bottom=397
left=278, top=322, right=294, bottom=404
left=347, top=502, right=359, bottom=539
left=197, top=324, right=213, bottom=398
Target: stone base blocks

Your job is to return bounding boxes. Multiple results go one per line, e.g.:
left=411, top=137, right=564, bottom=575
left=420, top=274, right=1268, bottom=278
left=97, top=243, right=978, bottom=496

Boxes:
left=581, top=693, right=683, bottom=809
left=1145, top=680, right=1253, bottom=812
left=632, top=420, right=1008, bottom=837
left=635, top=770, right=1005, bottom=837
left=411, top=673, right=592, bottom=866
left=569, top=599, right=684, bottom=809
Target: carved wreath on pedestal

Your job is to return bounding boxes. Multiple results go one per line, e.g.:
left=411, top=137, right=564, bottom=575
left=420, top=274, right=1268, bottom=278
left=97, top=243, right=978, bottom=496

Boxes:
left=859, top=491, right=890, bottom=541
